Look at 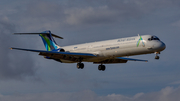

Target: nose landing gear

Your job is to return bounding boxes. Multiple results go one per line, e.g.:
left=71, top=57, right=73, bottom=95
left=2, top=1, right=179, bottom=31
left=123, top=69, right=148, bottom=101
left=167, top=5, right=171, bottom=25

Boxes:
left=155, top=56, right=159, bottom=60
left=155, top=52, right=160, bottom=60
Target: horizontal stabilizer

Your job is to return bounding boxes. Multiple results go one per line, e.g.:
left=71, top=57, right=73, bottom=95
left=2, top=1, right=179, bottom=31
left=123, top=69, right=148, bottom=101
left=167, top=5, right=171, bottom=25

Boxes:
left=14, top=33, right=63, bottom=39
left=117, top=57, right=148, bottom=62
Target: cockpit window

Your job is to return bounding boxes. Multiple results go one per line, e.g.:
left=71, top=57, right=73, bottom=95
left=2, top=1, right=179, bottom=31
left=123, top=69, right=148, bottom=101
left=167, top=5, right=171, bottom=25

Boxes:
left=148, top=36, right=160, bottom=41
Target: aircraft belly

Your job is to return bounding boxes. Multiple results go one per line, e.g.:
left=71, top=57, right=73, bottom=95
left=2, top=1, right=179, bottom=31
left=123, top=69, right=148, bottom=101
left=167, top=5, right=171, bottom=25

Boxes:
left=119, top=47, right=154, bottom=56
left=60, top=59, right=77, bottom=63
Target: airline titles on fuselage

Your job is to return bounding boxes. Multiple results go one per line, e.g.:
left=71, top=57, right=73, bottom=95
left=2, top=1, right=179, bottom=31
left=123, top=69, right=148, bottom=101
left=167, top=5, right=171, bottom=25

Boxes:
left=72, top=37, right=137, bottom=51
left=117, top=38, right=136, bottom=42
left=106, top=46, right=119, bottom=50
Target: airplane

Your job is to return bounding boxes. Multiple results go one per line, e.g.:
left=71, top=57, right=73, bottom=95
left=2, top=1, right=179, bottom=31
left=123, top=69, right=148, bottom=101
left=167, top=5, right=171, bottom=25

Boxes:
left=11, top=30, right=166, bottom=71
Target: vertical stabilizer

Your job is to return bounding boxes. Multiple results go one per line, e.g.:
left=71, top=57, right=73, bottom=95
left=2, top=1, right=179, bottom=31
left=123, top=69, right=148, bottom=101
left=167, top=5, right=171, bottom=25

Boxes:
left=39, top=31, right=59, bottom=51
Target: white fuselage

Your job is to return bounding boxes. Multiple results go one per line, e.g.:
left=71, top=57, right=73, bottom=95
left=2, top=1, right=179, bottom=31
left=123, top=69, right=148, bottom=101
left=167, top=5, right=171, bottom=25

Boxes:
left=60, top=35, right=166, bottom=63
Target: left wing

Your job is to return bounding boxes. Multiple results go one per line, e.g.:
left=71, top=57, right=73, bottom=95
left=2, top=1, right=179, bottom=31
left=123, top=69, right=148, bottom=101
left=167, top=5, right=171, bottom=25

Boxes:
left=11, top=47, right=148, bottom=63
left=11, top=47, right=96, bottom=60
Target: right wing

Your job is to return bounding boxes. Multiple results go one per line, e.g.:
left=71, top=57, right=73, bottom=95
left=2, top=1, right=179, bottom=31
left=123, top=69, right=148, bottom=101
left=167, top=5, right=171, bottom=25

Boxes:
left=94, top=57, right=148, bottom=64
left=116, top=57, right=148, bottom=62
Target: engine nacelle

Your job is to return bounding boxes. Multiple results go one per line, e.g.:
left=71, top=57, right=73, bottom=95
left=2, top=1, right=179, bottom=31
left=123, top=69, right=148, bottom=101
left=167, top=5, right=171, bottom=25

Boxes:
left=59, top=48, right=65, bottom=52
left=44, top=56, right=52, bottom=59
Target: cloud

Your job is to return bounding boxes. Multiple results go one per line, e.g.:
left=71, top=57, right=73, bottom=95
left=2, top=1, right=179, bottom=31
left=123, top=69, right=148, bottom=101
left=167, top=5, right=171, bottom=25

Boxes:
left=6, top=0, right=180, bottom=33
left=171, top=20, right=180, bottom=28
left=63, top=0, right=180, bottom=26
left=65, top=6, right=118, bottom=25
left=0, top=86, right=180, bottom=101
left=170, top=81, right=180, bottom=85
left=0, top=16, right=37, bottom=80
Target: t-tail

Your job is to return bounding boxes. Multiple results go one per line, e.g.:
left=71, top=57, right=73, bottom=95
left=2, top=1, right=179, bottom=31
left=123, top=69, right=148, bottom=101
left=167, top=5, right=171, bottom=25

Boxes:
left=40, top=31, right=59, bottom=51
left=14, top=30, right=63, bottom=51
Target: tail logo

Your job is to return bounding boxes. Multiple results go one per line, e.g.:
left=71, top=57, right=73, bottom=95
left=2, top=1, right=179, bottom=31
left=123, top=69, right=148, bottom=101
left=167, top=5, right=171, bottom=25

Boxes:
left=40, top=33, right=58, bottom=51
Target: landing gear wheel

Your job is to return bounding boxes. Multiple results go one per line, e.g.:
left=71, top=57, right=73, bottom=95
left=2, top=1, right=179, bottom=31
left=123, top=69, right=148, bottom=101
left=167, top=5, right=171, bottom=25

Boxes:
left=101, top=65, right=106, bottom=71
left=77, top=63, right=84, bottom=69
left=98, top=65, right=106, bottom=71
left=155, top=52, right=160, bottom=60
left=155, top=56, right=160, bottom=60
left=98, top=65, right=101, bottom=70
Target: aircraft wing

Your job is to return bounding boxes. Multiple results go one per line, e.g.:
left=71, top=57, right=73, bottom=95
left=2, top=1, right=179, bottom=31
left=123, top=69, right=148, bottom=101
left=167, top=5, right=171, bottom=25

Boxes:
left=93, top=57, right=148, bottom=64
left=11, top=47, right=148, bottom=63
left=11, top=47, right=96, bottom=60
left=116, top=57, right=148, bottom=62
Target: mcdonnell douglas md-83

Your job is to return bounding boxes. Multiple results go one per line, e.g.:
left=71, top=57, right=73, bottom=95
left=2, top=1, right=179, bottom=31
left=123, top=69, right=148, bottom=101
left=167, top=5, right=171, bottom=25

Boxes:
left=11, top=30, right=166, bottom=71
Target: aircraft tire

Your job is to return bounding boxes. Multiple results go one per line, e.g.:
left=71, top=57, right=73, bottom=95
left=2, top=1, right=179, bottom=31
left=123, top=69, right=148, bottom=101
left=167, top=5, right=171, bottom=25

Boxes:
left=98, top=65, right=106, bottom=71
left=102, top=65, right=106, bottom=71
left=80, top=63, right=84, bottom=69
left=155, top=56, right=160, bottom=60
left=98, top=65, right=102, bottom=71
left=77, top=63, right=81, bottom=69
left=77, top=63, right=84, bottom=69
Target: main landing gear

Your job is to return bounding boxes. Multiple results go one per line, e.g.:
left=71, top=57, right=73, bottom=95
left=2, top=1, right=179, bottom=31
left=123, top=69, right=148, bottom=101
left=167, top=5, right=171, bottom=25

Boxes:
left=98, top=64, right=106, bottom=71
left=155, top=52, right=160, bottom=60
left=77, top=63, right=84, bottom=69
left=76, top=63, right=106, bottom=71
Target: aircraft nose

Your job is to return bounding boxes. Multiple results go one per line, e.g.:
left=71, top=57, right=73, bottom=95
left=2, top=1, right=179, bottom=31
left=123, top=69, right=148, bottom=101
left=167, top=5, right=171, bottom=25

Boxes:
left=161, top=42, right=166, bottom=50
left=154, top=41, right=166, bottom=51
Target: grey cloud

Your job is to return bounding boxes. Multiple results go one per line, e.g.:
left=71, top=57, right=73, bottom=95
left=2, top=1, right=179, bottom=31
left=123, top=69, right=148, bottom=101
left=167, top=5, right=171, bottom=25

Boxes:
left=65, top=6, right=119, bottom=25
left=63, top=0, right=180, bottom=26
left=6, top=1, right=66, bottom=32
left=170, top=80, right=180, bottom=85
left=26, top=1, right=64, bottom=18
left=171, top=20, right=180, bottom=28
left=0, top=16, right=37, bottom=80
left=10, top=0, right=180, bottom=29
left=0, top=86, right=180, bottom=101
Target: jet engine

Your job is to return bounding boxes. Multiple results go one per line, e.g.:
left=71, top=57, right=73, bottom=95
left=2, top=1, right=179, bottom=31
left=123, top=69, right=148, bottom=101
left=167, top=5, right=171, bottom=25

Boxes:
left=59, top=48, right=65, bottom=52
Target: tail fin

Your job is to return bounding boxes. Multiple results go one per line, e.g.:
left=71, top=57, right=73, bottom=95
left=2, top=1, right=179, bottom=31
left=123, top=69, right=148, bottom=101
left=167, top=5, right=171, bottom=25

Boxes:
left=14, top=30, right=63, bottom=51
left=39, top=31, right=59, bottom=51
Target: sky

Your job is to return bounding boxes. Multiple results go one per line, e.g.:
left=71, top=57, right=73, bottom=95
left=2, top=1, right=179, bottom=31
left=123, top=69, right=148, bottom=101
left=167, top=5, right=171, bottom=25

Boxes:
left=0, top=0, right=180, bottom=100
